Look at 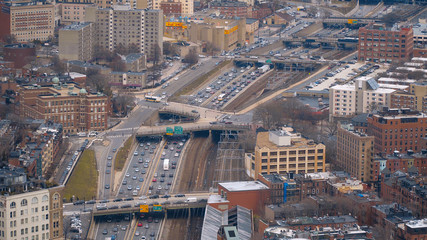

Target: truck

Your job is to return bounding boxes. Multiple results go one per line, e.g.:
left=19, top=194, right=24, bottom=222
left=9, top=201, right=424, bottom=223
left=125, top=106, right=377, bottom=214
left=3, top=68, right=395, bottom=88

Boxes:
left=258, top=65, right=270, bottom=73
left=163, top=159, right=169, bottom=171
left=185, top=197, right=197, bottom=203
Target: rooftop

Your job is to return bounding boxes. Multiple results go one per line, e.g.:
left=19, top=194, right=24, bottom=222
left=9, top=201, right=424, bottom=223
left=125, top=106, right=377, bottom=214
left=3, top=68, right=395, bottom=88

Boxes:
left=374, top=108, right=427, bottom=119
left=406, top=219, right=427, bottom=229
left=256, top=131, right=323, bottom=150
left=124, top=53, right=145, bottom=63
left=61, top=22, right=91, bottom=31
left=279, top=215, right=357, bottom=227
left=219, top=181, right=269, bottom=192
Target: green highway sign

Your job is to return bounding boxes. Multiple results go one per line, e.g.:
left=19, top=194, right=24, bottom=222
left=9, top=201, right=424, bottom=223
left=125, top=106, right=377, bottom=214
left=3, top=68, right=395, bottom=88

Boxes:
left=266, top=59, right=272, bottom=63
left=166, top=127, right=174, bottom=136
left=153, top=205, right=162, bottom=212
left=174, top=126, right=183, bottom=135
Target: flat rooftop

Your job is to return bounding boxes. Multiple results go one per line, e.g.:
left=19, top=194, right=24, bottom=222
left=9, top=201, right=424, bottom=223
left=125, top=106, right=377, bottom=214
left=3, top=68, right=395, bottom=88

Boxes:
left=219, top=181, right=269, bottom=192
left=406, top=219, right=427, bottom=229
left=256, top=131, right=323, bottom=150
left=61, top=22, right=91, bottom=31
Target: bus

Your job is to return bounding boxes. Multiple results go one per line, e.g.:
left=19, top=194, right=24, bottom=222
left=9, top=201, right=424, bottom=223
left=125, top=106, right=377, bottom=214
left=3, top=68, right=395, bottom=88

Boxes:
left=218, top=94, right=226, bottom=101
left=163, top=159, right=169, bottom=171
left=145, top=95, right=161, bottom=102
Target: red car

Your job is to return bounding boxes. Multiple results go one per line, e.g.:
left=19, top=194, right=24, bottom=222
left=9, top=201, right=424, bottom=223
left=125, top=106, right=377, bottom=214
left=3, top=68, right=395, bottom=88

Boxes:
left=152, top=178, right=157, bottom=182
left=137, top=222, right=143, bottom=227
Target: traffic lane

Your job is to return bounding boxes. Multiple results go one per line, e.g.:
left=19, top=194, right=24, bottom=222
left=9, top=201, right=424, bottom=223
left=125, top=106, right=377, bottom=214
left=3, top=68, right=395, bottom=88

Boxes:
left=118, top=108, right=156, bottom=130
left=151, top=141, right=185, bottom=196
left=101, top=137, right=125, bottom=199
left=116, top=142, right=158, bottom=198
left=133, top=219, right=161, bottom=240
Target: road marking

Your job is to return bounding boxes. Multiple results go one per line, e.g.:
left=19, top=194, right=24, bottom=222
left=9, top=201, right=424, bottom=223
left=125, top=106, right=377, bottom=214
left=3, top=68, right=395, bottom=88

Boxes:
left=130, top=217, right=138, bottom=240
left=144, top=141, right=166, bottom=195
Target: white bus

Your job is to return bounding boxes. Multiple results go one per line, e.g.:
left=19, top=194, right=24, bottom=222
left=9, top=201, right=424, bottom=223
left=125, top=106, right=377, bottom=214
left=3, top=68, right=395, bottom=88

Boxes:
left=218, top=94, right=226, bottom=101
left=163, top=159, right=169, bottom=171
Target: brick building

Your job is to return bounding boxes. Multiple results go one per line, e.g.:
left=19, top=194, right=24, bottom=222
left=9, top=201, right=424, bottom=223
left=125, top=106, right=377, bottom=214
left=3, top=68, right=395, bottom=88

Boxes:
left=211, top=181, right=270, bottom=215
left=277, top=215, right=358, bottom=231
left=358, top=23, right=414, bottom=63
left=367, top=108, right=427, bottom=155
left=391, top=82, right=427, bottom=112
left=19, top=80, right=109, bottom=134
left=3, top=43, right=36, bottom=69
left=381, top=171, right=427, bottom=218
left=403, top=219, right=427, bottom=240
left=337, top=123, right=375, bottom=182
left=160, top=1, right=182, bottom=16
left=208, top=1, right=250, bottom=18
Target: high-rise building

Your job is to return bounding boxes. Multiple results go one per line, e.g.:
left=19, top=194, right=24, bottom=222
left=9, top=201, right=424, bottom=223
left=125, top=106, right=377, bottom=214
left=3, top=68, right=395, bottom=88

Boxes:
left=337, top=123, right=375, bottom=182
left=95, top=6, right=163, bottom=60
left=59, top=22, right=95, bottom=61
left=358, top=23, right=414, bottom=63
left=245, top=129, right=326, bottom=179
left=0, top=186, right=64, bottom=240
left=61, top=3, right=94, bottom=25
left=6, top=2, right=55, bottom=43
left=367, top=108, right=427, bottom=154
left=19, top=80, right=110, bottom=134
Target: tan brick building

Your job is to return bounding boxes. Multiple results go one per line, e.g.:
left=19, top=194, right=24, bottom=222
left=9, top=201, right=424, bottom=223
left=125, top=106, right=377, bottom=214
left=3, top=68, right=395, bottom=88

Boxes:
left=19, top=80, right=109, bottom=134
left=246, top=130, right=325, bottom=179
left=61, top=3, right=94, bottom=25
left=59, top=22, right=95, bottom=61
left=95, top=6, right=163, bottom=60
left=391, top=82, right=427, bottom=112
left=337, top=123, right=375, bottom=182
left=9, top=2, right=55, bottom=43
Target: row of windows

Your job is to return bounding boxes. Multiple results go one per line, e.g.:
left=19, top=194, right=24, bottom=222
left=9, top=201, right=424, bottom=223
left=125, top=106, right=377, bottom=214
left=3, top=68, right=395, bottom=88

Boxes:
left=260, top=149, right=323, bottom=156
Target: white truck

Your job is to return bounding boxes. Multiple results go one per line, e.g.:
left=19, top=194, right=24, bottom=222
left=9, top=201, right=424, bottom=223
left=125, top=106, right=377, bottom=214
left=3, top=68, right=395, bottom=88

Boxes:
left=259, top=65, right=270, bottom=73
left=185, top=197, right=197, bottom=203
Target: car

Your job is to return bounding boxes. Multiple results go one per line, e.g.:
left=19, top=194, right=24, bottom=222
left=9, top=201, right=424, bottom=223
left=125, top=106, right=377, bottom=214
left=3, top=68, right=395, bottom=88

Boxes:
left=86, top=200, right=96, bottom=204
left=160, top=178, right=164, bottom=182
left=105, top=184, right=110, bottom=189
left=134, top=151, right=138, bottom=156
left=152, top=178, right=157, bottom=182
left=138, top=158, right=143, bottom=163
left=149, top=195, right=159, bottom=199
left=138, top=222, right=143, bottom=227
left=143, top=163, right=148, bottom=168
left=125, top=197, right=133, bottom=201
left=132, top=175, right=137, bottom=180
left=191, top=110, right=199, bottom=113
left=121, top=226, right=127, bottom=231
left=112, top=148, right=117, bottom=153
left=136, top=186, right=141, bottom=190
left=167, top=181, right=172, bottom=185
left=161, top=195, right=170, bottom=198
left=154, top=172, right=158, bottom=177
left=107, top=161, right=112, bottom=167
left=122, top=180, right=127, bottom=185
left=135, top=168, right=140, bottom=172
left=127, top=186, right=133, bottom=190
left=106, top=169, right=111, bottom=174
left=121, top=204, right=131, bottom=208
left=141, top=236, right=146, bottom=240
left=154, top=218, right=159, bottom=223
left=157, top=185, right=162, bottom=190
left=175, top=194, right=186, bottom=197
left=102, top=229, right=108, bottom=235
left=141, top=169, right=146, bottom=174
left=107, top=156, right=112, bottom=160
left=139, top=177, right=144, bottom=182
left=169, top=173, right=174, bottom=177
left=161, top=173, right=165, bottom=177
left=73, top=200, right=85, bottom=205
left=147, top=217, right=153, bottom=223
left=113, top=227, right=118, bottom=232
left=135, top=231, right=140, bottom=236
left=113, top=198, right=122, bottom=202
left=150, top=232, right=155, bottom=237
left=126, top=173, right=130, bottom=177
left=108, top=205, right=118, bottom=210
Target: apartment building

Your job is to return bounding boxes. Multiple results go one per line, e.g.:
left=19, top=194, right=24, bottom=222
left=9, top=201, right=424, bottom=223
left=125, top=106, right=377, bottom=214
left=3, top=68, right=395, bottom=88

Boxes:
left=330, top=77, right=395, bottom=118
left=246, top=129, right=325, bottom=179
left=358, top=23, right=414, bottom=63
left=59, top=22, right=95, bottom=61
left=337, top=123, right=375, bottom=182
left=6, top=2, right=55, bottom=43
left=391, top=82, right=427, bottom=112
left=61, top=3, right=94, bottom=25
left=19, top=80, right=109, bottom=134
left=110, top=71, right=146, bottom=88
left=160, top=1, right=182, bottom=16
left=95, top=6, right=163, bottom=60
left=367, top=108, right=427, bottom=154
left=0, top=186, right=64, bottom=240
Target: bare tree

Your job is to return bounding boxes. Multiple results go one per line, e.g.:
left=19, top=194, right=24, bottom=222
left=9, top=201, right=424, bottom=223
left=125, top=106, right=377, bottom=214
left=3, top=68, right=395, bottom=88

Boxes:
left=163, top=42, right=179, bottom=56
left=93, top=44, right=114, bottom=63
left=112, top=90, right=136, bottom=117
left=238, top=130, right=257, bottom=152
left=4, top=34, right=17, bottom=44
left=109, top=56, right=126, bottom=72
left=86, top=70, right=112, bottom=96
left=204, top=41, right=219, bottom=56
left=51, top=55, right=66, bottom=74
left=324, top=120, right=338, bottom=136
left=183, top=48, right=199, bottom=64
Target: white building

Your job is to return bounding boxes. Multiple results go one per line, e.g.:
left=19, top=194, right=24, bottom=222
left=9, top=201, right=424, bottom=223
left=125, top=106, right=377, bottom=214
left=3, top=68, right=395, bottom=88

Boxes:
left=0, top=186, right=64, bottom=240
left=330, top=77, right=396, bottom=118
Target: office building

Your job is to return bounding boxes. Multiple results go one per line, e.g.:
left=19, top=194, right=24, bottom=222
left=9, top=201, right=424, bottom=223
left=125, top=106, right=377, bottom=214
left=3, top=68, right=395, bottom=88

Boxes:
left=337, top=123, right=375, bottom=182
left=6, top=2, right=55, bottom=43
left=208, top=1, right=250, bottom=18
left=246, top=129, right=325, bottom=179
left=391, top=82, right=427, bottom=112
left=160, top=1, right=181, bottom=16
left=358, top=23, right=414, bottom=63
left=0, top=186, right=64, bottom=240
left=19, top=79, right=109, bottom=134
left=330, top=77, right=395, bottom=118
left=59, top=22, right=95, bottom=61
left=95, top=6, right=163, bottom=61
left=367, top=108, right=427, bottom=154
left=61, top=3, right=94, bottom=25
left=188, top=17, right=246, bottom=51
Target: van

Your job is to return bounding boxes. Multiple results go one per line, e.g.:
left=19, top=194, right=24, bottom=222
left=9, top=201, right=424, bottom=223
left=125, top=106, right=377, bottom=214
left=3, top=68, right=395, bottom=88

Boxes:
left=185, top=197, right=197, bottom=203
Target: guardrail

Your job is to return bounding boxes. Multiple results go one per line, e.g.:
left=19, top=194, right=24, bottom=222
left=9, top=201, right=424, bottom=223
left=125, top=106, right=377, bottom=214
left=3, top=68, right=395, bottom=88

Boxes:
left=136, top=123, right=250, bottom=136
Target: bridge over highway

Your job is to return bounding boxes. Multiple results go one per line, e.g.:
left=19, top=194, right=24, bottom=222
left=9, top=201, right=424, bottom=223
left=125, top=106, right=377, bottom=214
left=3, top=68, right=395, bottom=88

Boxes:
left=136, top=122, right=250, bottom=137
